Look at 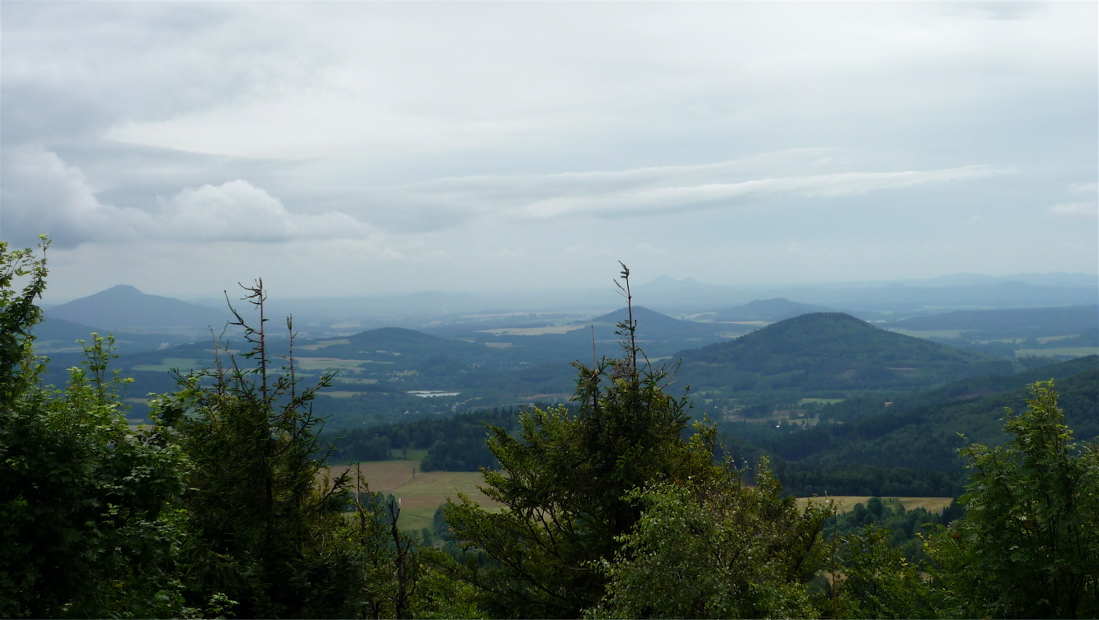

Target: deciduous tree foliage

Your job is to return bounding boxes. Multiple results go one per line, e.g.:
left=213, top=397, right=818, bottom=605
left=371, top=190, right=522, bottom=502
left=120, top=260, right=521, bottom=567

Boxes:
left=831, top=526, right=937, bottom=619
left=928, top=380, right=1099, bottom=618
left=590, top=458, right=829, bottom=619
left=0, top=240, right=185, bottom=618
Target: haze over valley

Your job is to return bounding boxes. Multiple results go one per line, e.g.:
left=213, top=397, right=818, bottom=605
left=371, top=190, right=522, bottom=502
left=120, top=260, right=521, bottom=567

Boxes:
left=4, top=4, right=1098, bottom=616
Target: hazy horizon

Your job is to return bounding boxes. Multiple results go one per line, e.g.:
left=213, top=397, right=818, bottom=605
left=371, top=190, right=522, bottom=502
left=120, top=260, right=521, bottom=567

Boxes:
left=3, top=2, right=1096, bottom=302
left=41, top=270, right=1099, bottom=309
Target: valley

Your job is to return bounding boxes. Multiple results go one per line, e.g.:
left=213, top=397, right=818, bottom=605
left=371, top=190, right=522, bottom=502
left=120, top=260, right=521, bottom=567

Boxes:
left=34, top=281, right=1098, bottom=502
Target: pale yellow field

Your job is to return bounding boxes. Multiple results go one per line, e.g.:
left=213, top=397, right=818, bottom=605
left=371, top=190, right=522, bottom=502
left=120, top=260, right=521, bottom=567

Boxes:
left=798, top=398, right=844, bottom=405
left=796, top=496, right=954, bottom=514
left=296, top=357, right=372, bottom=370
left=478, top=324, right=588, bottom=336
left=328, top=460, right=500, bottom=531
left=887, top=329, right=965, bottom=339
left=329, top=459, right=956, bottom=531
left=132, top=357, right=202, bottom=372
left=1016, top=347, right=1098, bottom=358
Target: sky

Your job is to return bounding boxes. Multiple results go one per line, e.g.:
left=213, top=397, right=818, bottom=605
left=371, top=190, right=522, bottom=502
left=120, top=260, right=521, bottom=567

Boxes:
left=2, top=1, right=1096, bottom=303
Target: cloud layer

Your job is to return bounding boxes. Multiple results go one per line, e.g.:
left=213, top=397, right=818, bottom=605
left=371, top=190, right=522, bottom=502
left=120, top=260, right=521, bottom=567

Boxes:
left=390, top=159, right=1017, bottom=224
left=1, top=2, right=1095, bottom=298
left=2, top=148, right=373, bottom=247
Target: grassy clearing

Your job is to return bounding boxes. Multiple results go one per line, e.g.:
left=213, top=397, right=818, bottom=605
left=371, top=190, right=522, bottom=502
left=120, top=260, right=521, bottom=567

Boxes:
left=296, top=357, right=373, bottom=370
left=1016, top=347, right=1099, bottom=358
left=298, top=339, right=351, bottom=350
left=478, top=324, right=588, bottom=336
left=325, top=460, right=957, bottom=530
left=796, top=496, right=954, bottom=514
left=332, top=376, right=379, bottom=385
left=798, top=398, right=844, bottom=405
left=888, top=329, right=965, bottom=340
left=132, top=357, right=202, bottom=372
left=328, top=460, right=500, bottom=531
left=1036, top=334, right=1078, bottom=344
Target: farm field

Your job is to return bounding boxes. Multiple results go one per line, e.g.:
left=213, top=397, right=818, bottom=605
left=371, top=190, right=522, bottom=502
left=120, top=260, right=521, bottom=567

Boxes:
left=330, top=459, right=500, bottom=531
left=796, top=496, right=954, bottom=514
left=887, top=329, right=965, bottom=340
left=334, top=458, right=956, bottom=531
left=1016, top=347, right=1099, bottom=358
left=478, top=324, right=588, bottom=336
left=132, top=357, right=202, bottom=372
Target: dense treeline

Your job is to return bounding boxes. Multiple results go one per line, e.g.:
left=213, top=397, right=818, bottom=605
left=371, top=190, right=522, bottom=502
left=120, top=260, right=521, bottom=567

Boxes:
left=826, top=497, right=965, bottom=562
left=774, top=462, right=965, bottom=498
left=785, top=367, right=1099, bottom=472
left=328, top=407, right=525, bottom=470
left=3, top=246, right=1097, bottom=619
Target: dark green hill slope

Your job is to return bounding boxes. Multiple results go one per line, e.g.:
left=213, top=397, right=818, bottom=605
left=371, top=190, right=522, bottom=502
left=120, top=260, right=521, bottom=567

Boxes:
left=748, top=359, right=1099, bottom=496
left=31, top=316, right=109, bottom=354
left=800, top=355, right=1099, bottom=428
left=799, top=368, right=1097, bottom=474
left=306, top=327, right=492, bottom=369
left=679, top=312, right=1013, bottom=392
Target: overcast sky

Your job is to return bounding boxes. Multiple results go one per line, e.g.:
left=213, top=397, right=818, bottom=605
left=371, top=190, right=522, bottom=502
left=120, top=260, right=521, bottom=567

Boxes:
left=2, top=1, right=1096, bottom=303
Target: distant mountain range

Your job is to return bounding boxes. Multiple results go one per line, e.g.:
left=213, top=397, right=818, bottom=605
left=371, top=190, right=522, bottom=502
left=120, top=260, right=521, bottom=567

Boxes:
left=46, top=273, right=1099, bottom=337
left=635, top=274, right=1098, bottom=314
left=885, top=304, right=1099, bottom=335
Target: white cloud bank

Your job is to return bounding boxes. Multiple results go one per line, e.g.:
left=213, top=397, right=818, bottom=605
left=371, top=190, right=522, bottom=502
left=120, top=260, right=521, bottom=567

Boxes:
left=388, top=157, right=1017, bottom=223
left=1, top=147, right=374, bottom=247
left=1050, top=203, right=1098, bottom=220
left=1049, top=183, right=1098, bottom=220
left=2, top=146, right=1020, bottom=249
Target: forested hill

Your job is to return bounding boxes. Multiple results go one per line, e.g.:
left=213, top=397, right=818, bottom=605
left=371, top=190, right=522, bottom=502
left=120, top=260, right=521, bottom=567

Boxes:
left=769, top=365, right=1099, bottom=482
left=678, top=312, right=1013, bottom=391
left=309, top=326, right=486, bottom=360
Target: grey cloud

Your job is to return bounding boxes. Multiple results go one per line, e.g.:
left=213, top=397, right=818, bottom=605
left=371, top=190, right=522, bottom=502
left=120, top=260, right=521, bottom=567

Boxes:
left=1, top=147, right=374, bottom=247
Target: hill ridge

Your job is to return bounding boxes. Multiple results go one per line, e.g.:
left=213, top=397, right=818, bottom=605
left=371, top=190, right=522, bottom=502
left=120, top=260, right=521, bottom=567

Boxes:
left=46, top=284, right=227, bottom=331
left=678, top=312, right=1013, bottom=392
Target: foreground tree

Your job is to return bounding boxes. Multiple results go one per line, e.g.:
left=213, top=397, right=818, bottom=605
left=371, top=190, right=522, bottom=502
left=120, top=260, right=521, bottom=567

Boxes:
left=443, top=265, right=724, bottom=617
left=1, top=240, right=185, bottom=618
left=830, top=526, right=936, bottom=619
left=928, top=380, right=1099, bottom=618
left=589, top=458, right=829, bottom=619
left=155, top=280, right=359, bottom=618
